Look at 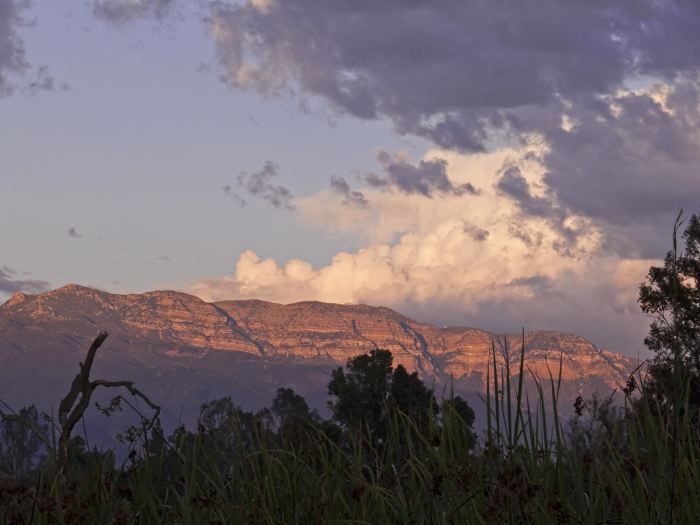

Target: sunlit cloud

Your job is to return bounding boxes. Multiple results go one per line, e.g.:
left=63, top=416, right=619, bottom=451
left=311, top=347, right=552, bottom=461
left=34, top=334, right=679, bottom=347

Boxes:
left=188, top=148, right=657, bottom=353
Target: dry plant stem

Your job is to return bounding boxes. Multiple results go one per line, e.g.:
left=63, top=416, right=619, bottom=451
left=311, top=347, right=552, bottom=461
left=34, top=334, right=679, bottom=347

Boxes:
left=57, top=331, right=160, bottom=470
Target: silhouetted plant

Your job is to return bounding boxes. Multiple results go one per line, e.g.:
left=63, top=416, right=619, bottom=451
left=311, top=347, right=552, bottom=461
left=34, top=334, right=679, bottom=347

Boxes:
left=56, top=332, right=161, bottom=470
left=0, top=405, right=48, bottom=480
left=639, top=209, right=700, bottom=407
left=327, top=348, right=456, bottom=448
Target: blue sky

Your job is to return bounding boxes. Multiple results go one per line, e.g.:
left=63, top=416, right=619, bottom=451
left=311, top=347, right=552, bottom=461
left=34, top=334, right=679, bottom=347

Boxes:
left=3, top=0, right=700, bottom=356
left=2, top=1, right=421, bottom=289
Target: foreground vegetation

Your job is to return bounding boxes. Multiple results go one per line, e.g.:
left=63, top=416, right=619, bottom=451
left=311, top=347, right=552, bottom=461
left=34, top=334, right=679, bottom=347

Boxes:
left=1, top=211, right=699, bottom=524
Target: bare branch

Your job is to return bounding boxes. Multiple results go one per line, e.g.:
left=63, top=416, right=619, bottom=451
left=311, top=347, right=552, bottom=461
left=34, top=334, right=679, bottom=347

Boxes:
left=55, top=332, right=160, bottom=470
left=58, top=331, right=108, bottom=428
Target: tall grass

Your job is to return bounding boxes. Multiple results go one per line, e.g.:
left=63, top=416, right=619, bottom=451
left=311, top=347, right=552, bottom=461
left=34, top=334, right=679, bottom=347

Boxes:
left=1, top=336, right=699, bottom=524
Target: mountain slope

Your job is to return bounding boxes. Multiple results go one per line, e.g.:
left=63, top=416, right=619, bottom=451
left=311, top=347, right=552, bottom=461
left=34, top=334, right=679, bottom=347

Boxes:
left=0, top=285, right=640, bottom=434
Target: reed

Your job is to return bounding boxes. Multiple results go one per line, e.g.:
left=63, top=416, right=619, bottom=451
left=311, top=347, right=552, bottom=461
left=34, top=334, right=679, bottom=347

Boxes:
left=1, top=333, right=699, bottom=524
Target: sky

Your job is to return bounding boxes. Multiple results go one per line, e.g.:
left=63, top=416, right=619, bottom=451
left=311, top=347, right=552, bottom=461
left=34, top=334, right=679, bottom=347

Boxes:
left=2, top=0, right=700, bottom=357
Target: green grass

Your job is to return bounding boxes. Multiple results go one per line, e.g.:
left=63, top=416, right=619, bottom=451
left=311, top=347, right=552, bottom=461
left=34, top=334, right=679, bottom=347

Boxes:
left=2, top=340, right=699, bottom=524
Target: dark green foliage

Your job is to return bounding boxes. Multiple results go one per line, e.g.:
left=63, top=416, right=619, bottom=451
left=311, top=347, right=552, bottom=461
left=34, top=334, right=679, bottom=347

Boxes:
left=196, top=396, right=272, bottom=453
left=390, top=364, right=438, bottom=428
left=328, top=348, right=394, bottom=438
left=639, top=210, right=700, bottom=405
left=271, top=387, right=319, bottom=437
left=327, top=349, right=444, bottom=446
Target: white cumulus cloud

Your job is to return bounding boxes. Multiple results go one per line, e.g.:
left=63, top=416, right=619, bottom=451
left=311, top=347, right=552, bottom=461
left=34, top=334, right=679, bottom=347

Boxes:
left=187, top=148, right=657, bottom=355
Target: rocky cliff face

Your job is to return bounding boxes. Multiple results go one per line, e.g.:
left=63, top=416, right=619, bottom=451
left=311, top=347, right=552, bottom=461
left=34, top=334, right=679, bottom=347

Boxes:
left=0, top=285, right=641, bottom=430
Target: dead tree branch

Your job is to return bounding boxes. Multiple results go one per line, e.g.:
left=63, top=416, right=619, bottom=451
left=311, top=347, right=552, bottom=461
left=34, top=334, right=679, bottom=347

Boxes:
left=56, top=332, right=160, bottom=470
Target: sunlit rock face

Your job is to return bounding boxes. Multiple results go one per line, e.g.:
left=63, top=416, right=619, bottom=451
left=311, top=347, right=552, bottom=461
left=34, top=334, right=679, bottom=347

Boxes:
left=214, top=300, right=638, bottom=395
left=0, top=285, right=639, bottom=425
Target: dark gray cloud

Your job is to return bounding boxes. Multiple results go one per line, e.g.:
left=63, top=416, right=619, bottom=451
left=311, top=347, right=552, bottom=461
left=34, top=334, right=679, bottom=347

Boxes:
left=496, top=164, right=581, bottom=250
left=508, top=275, right=551, bottom=289
left=0, top=1, right=56, bottom=97
left=67, top=227, right=82, bottom=238
left=367, top=151, right=478, bottom=197
left=208, top=0, right=700, bottom=151
left=236, top=161, right=295, bottom=210
left=330, top=175, right=368, bottom=208
left=0, top=265, right=49, bottom=295
left=208, top=0, right=700, bottom=258
left=24, top=64, right=55, bottom=95
left=92, top=0, right=174, bottom=25
left=222, top=184, right=246, bottom=207
left=464, top=224, right=489, bottom=242
left=496, top=165, right=557, bottom=219
left=542, top=82, right=700, bottom=257
left=0, top=0, right=30, bottom=96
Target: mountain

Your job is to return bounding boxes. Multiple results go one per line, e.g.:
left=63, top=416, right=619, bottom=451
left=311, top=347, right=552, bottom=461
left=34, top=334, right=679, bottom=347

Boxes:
left=0, top=285, right=640, bottom=439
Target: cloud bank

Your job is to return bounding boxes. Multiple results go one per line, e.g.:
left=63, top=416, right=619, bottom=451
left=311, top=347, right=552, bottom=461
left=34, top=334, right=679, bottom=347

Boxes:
left=205, top=0, right=700, bottom=262
left=208, top=0, right=700, bottom=148
left=189, top=149, right=656, bottom=353
left=79, top=0, right=700, bottom=353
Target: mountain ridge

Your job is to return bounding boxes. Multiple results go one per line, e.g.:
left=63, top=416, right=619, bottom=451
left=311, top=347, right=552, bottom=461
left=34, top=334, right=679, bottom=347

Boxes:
left=0, top=284, right=641, bottom=435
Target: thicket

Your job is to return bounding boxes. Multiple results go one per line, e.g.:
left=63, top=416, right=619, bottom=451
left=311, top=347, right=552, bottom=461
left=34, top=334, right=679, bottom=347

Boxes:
left=1, top=211, right=700, bottom=524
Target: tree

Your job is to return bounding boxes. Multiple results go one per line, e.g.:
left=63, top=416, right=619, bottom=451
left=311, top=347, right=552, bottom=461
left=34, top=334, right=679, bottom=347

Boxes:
left=390, top=364, right=437, bottom=429
left=271, top=388, right=319, bottom=439
left=197, top=397, right=271, bottom=452
left=639, top=210, right=700, bottom=405
left=327, top=349, right=394, bottom=440
left=55, top=332, right=160, bottom=470
left=0, top=405, right=48, bottom=479
left=328, top=349, right=468, bottom=444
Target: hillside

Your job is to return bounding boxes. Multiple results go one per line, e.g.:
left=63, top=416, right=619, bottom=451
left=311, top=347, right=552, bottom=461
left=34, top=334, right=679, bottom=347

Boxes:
left=0, top=285, right=639, bottom=434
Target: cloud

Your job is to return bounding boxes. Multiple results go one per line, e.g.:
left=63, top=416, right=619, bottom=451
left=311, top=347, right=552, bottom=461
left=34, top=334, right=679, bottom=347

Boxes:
left=222, top=184, right=246, bottom=207
left=542, top=82, right=700, bottom=257
left=23, top=64, right=55, bottom=95
left=188, top=149, right=656, bottom=354
left=206, top=0, right=700, bottom=261
left=235, top=161, right=294, bottom=210
left=0, top=0, right=30, bottom=96
left=207, top=0, right=700, bottom=151
left=0, top=1, right=57, bottom=97
left=67, top=227, right=82, bottom=238
left=366, top=151, right=478, bottom=198
left=0, top=265, right=49, bottom=295
left=330, top=175, right=368, bottom=208
left=92, top=0, right=174, bottom=25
